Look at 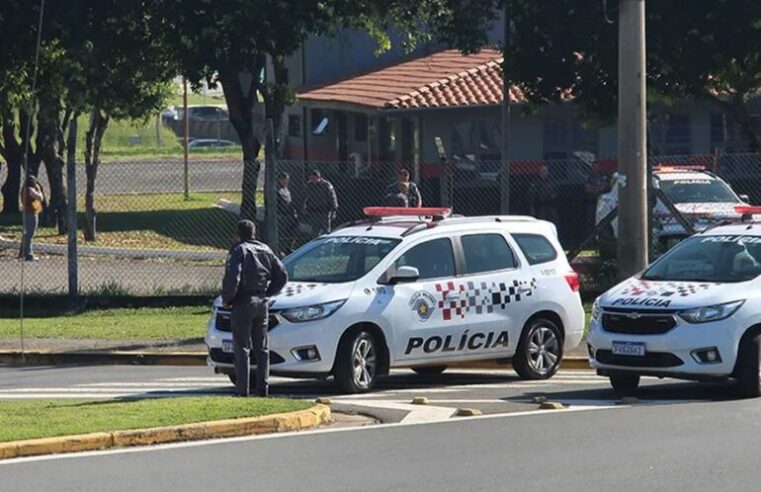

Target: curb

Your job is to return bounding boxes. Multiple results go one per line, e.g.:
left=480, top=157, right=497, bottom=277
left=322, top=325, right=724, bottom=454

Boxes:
left=0, top=404, right=331, bottom=460
left=0, top=350, right=205, bottom=366
left=0, top=350, right=592, bottom=370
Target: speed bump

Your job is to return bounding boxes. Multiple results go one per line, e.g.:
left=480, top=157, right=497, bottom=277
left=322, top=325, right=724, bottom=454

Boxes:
left=538, top=401, right=566, bottom=410
left=454, top=408, right=482, bottom=417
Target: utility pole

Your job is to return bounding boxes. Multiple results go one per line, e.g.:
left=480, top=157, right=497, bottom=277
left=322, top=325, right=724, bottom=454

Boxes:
left=183, top=78, right=190, bottom=199
left=499, top=2, right=511, bottom=214
left=66, top=118, right=78, bottom=308
left=264, top=119, right=278, bottom=252
left=617, top=0, right=648, bottom=277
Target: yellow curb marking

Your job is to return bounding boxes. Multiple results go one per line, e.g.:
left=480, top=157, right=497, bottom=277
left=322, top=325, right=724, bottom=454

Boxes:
left=0, top=404, right=330, bottom=460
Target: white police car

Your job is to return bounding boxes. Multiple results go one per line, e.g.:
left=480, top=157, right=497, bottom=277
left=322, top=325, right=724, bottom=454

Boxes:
left=589, top=205, right=761, bottom=397
left=597, top=167, right=747, bottom=246
left=206, top=207, right=585, bottom=393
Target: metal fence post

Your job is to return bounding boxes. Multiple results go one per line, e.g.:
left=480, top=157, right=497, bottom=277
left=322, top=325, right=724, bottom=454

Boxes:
left=264, top=119, right=279, bottom=252
left=66, top=118, right=78, bottom=307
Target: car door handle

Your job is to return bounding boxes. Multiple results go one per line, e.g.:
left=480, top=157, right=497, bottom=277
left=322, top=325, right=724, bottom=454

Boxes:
left=445, top=293, right=461, bottom=301
left=518, top=287, right=532, bottom=294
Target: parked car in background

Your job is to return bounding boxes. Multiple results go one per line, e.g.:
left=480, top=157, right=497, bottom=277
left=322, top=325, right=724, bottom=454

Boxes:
left=171, top=105, right=229, bottom=122
left=187, top=139, right=238, bottom=148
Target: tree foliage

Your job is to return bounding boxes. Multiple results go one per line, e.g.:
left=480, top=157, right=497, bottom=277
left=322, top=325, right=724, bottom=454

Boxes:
left=0, top=1, right=176, bottom=233
left=504, top=0, right=761, bottom=150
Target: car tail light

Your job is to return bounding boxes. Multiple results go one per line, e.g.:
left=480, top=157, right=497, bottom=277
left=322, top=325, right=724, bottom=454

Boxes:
left=564, top=272, right=581, bottom=292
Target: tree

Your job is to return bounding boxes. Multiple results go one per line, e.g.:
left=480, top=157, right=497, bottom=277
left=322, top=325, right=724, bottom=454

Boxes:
left=152, top=0, right=498, bottom=222
left=503, top=0, right=761, bottom=151
left=71, top=1, right=176, bottom=241
left=0, top=1, right=176, bottom=238
left=0, top=1, right=72, bottom=230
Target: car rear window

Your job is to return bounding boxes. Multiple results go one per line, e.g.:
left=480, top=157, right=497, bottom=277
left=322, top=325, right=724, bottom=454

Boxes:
left=512, top=234, right=558, bottom=265
left=461, top=234, right=517, bottom=274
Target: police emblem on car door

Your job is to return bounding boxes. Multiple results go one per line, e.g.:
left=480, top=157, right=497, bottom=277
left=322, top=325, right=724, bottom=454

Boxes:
left=383, top=237, right=469, bottom=362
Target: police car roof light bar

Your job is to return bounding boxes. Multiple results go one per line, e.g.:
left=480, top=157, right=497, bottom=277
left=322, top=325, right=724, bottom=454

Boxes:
left=734, top=205, right=761, bottom=222
left=363, top=207, right=453, bottom=220
left=653, top=165, right=706, bottom=172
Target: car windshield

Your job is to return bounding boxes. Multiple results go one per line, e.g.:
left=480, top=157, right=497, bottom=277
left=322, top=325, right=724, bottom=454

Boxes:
left=659, top=178, right=739, bottom=203
left=284, top=236, right=401, bottom=283
left=642, top=235, right=761, bottom=283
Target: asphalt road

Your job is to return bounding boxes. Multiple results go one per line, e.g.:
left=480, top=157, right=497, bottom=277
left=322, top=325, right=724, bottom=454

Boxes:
left=1, top=364, right=759, bottom=491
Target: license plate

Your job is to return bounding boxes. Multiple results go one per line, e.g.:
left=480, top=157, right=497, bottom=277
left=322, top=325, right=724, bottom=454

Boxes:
left=612, top=341, right=646, bottom=356
left=222, top=339, right=234, bottom=353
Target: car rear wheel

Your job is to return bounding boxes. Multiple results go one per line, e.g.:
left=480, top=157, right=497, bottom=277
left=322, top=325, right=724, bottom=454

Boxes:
left=735, top=334, right=761, bottom=398
left=609, top=374, right=640, bottom=395
left=513, top=318, right=563, bottom=380
left=335, top=330, right=380, bottom=393
left=412, top=366, right=447, bottom=376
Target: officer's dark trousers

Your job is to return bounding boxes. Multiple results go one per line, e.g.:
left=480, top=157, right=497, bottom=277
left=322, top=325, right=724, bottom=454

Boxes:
left=231, top=297, right=269, bottom=396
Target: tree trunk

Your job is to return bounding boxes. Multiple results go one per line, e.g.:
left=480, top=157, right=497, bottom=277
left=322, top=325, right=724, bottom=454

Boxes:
left=1, top=110, right=32, bottom=215
left=36, top=109, right=68, bottom=233
left=83, top=110, right=109, bottom=241
left=1, top=159, right=21, bottom=215
left=219, top=65, right=262, bottom=222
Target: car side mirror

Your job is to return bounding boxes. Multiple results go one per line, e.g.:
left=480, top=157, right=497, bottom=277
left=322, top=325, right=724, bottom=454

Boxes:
left=740, top=194, right=750, bottom=203
left=387, top=266, right=420, bottom=284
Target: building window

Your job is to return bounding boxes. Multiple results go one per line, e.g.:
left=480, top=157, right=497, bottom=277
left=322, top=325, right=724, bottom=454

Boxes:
left=288, top=114, right=301, bottom=137
left=354, top=114, right=368, bottom=142
left=311, top=109, right=329, bottom=136
left=665, top=114, right=690, bottom=154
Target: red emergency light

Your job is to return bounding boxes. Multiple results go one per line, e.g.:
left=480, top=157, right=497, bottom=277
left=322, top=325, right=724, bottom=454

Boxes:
left=363, top=207, right=452, bottom=218
left=653, top=165, right=706, bottom=172
left=734, top=205, right=761, bottom=221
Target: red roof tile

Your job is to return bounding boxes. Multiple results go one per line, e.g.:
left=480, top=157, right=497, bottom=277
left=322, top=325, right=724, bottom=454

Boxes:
left=298, top=49, right=526, bottom=111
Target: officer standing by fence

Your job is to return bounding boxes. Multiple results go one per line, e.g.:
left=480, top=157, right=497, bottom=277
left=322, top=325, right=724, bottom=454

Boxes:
left=303, top=170, right=338, bottom=235
left=222, top=220, right=288, bottom=397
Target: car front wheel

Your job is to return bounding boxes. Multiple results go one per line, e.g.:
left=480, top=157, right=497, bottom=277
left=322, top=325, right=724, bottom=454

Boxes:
left=335, top=330, right=380, bottom=393
left=736, top=333, right=761, bottom=398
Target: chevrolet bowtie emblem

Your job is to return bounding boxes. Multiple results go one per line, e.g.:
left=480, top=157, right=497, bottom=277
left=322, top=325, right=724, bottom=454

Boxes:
left=627, top=312, right=642, bottom=320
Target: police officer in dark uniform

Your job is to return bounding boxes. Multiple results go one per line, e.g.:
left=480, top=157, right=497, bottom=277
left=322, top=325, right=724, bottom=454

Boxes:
left=222, top=220, right=288, bottom=397
left=302, top=170, right=338, bottom=235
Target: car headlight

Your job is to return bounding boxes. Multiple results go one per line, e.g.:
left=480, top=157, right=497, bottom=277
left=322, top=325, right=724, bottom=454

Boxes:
left=591, top=299, right=603, bottom=323
left=679, top=300, right=745, bottom=324
left=281, top=300, right=346, bottom=323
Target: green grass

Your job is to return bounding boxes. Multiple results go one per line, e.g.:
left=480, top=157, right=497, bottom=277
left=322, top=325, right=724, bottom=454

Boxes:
left=0, top=397, right=311, bottom=443
left=0, top=191, right=258, bottom=251
left=0, top=306, right=209, bottom=340
left=74, top=107, right=242, bottom=161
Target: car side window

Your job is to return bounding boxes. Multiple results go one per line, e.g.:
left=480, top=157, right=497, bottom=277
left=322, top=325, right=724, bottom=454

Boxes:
left=395, top=238, right=455, bottom=280
left=512, top=233, right=558, bottom=265
left=461, top=234, right=517, bottom=274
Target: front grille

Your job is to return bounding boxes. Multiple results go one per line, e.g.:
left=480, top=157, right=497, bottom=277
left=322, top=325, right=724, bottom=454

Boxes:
left=215, top=311, right=280, bottom=332
left=602, top=312, right=677, bottom=335
left=595, top=350, right=683, bottom=368
left=216, top=312, right=232, bottom=332
left=209, top=349, right=285, bottom=365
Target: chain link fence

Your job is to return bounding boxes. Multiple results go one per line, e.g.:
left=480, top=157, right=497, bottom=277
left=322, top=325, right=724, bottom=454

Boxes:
left=1, top=152, right=760, bottom=298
